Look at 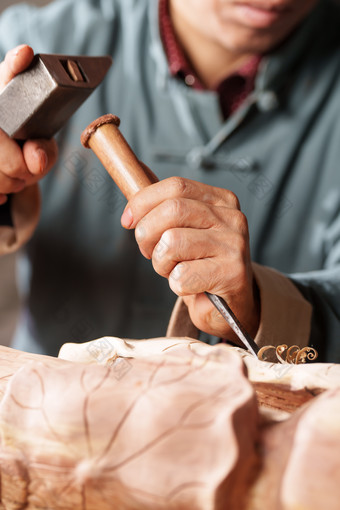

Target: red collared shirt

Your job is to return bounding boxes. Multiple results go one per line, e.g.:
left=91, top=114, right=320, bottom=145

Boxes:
left=159, top=0, right=261, bottom=119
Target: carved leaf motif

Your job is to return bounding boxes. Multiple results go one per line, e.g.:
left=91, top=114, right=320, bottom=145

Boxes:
left=0, top=350, right=258, bottom=510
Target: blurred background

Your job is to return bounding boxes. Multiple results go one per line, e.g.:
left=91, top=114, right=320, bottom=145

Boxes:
left=0, top=0, right=52, bottom=346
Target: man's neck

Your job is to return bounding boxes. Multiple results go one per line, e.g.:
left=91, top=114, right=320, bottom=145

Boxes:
left=169, top=3, right=254, bottom=89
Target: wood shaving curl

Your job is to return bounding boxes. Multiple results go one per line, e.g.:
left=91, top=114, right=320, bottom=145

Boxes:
left=257, top=344, right=318, bottom=364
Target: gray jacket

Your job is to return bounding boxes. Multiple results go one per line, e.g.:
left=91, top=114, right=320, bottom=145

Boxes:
left=0, top=0, right=339, bottom=360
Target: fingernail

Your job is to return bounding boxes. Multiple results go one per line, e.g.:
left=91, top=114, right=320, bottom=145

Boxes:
left=36, top=149, right=48, bottom=173
left=121, top=207, right=133, bottom=228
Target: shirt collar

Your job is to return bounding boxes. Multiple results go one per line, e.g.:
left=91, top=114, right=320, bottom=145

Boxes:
left=159, top=0, right=205, bottom=90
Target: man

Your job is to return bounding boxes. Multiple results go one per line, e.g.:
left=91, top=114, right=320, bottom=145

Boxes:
left=0, top=0, right=339, bottom=361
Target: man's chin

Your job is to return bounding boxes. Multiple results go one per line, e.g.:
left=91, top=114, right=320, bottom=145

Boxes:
left=214, top=22, right=295, bottom=55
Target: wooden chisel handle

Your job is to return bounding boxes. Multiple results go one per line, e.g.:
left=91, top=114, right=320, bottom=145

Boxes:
left=81, top=114, right=158, bottom=199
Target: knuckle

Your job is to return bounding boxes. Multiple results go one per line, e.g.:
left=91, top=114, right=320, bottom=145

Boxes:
left=153, top=230, right=176, bottom=261
left=162, top=228, right=179, bottom=248
left=153, top=235, right=170, bottom=262
left=226, top=190, right=241, bottom=210
left=135, top=222, right=148, bottom=243
left=151, top=256, right=165, bottom=277
left=170, top=263, right=206, bottom=296
left=171, top=278, right=185, bottom=296
left=168, top=176, right=190, bottom=197
left=152, top=248, right=174, bottom=278
left=170, top=263, right=187, bottom=294
left=231, top=209, right=249, bottom=235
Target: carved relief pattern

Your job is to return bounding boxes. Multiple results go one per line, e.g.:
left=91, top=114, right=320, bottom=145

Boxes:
left=0, top=348, right=257, bottom=509
left=0, top=341, right=339, bottom=510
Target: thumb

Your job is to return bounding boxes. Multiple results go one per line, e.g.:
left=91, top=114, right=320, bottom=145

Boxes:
left=0, top=44, right=34, bottom=91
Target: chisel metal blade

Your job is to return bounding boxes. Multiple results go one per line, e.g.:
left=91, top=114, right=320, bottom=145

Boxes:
left=205, top=292, right=259, bottom=357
